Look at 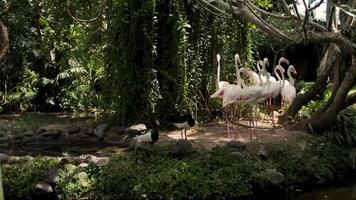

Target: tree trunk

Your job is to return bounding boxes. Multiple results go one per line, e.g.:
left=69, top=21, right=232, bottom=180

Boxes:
left=0, top=21, right=8, bottom=58
left=156, top=0, right=181, bottom=119
left=279, top=43, right=341, bottom=122
left=294, top=52, right=356, bottom=132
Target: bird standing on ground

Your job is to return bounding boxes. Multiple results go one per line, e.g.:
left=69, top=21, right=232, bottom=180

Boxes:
left=281, top=65, right=297, bottom=105
left=168, top=113, right=195, bottom=140
left=130, top=119, right=160, bottom=151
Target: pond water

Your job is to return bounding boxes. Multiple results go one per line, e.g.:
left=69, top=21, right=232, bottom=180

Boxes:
left=292, top=182, right=356, bottom=200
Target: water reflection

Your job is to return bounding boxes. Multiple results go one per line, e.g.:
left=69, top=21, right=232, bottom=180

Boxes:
left=293, top=182, right=356, bottom=200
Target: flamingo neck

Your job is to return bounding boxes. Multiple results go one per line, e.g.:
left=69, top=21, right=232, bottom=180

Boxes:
left=263, top=61, right=269, bottom=86
left=276, top=66, right=285, bottom=89
left=287, top=68, right=295, bottom=86
left=217, top=61, right=221, bottom=88
left=235, top=57, right=242, bottom=87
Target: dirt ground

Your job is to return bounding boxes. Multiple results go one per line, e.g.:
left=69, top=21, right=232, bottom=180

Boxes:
left=160, top=119, right=296, bottom=149
left=0, top=113, right=304, bottom=155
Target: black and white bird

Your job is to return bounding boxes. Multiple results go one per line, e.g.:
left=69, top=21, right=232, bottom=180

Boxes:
left=168, top=113, right=195, bottom=140
left=130, top=119, right=160, bottom=151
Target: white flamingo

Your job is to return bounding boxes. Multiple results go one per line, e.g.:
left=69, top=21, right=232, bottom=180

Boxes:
left=263, top=63, right=285, bottom=130
left=210, top=54, right=246, bottom=140
left=281, top=65, right=297, bottom=105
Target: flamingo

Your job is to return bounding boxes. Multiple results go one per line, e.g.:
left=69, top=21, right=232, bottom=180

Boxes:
left=263, top=63, right=286, bottom=130
left=281, top=65, right=297, bottom=105
left=210, top=54, right=246, bottom=140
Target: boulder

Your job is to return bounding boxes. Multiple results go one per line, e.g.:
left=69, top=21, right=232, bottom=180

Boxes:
left=79, top=163, right=89, bottom=168
left=41, top=130, right=54, bottom=137
left=34, top=182, right=53, bottom=194
left=263, top=169, right=285, bottom=185
left=82, top=128, right=95, bottom=137
left=231, top=151, right=245, bottom=160
left=0, top=136, right=9, bottom=144
left=91, top=156, right=109, bottom=167
left=13, top=133, right=24, bottom=140
left=0, top=153, right=9, bottom=162
left=52, top=129, right=62, bottom=139
left=258, top=144, right=268, bottom=159
left=170, top=140, right=193, bottom=158
left=226, top=141, right=246, bottom=151
left=45, top=168, right=61, bottom=185
left=35, top=128, right=47, bottom=135
left=94, top=123, right=109, bottom=140
left=68, top=126, right=81, bottom=135
left=24, top=129, right=34, bottom=137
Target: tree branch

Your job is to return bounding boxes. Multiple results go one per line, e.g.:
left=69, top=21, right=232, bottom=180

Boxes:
left=307, top=0, right=324, bottom=11
left=308, top=31, right=356, bottom=54
left=196, top=0, right=233, bottom=18
left=302, top=0, right=309, bottom=43
left=66, top=0, right=103, bottom=23
left=0, top=21, right=9, bottom=58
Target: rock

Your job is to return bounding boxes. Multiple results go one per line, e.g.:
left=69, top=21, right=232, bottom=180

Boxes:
left=226, top=141, right=246, bottom=151
left=36, top=128, right=47, bottom=135
left=24, top=155, right=34, bottom=161
left=35, top=182, right=53, bottom=193
left=258, top=144, right=268, bottom=159
left=91, top=156, right=109, bottom=166
left=24, top=130, right=34, bottom=137
left=0, top=136, right=9, bottom=143
left=170, top=140, right=193, bottom=158
left=131, top=142, right=154, bottom=152
left=41, top=130, right=54, bottom=137
left=124, top=124, right=147, bottom=135
left=264, top=169, right=285, bottom=185
left=231, top=151, right=245, bottom=160
left=78, top=132, right=93, bottom=139
left=52, top=129, right=62, bottom=139
left=45, top=168, right=61, bottom=184
left=94, top=123, right=109, bottom=139
left=82, top=128, right=95, bottom=137
left=68, top=126, right=81, bottom=134
left=0, top=153, right=9, bottom=162
left=77, top=171, right=88, bottom=179
left=79, top=163, right=89, bottom=168
left=77, top=172, right=89, bottom=187
left=108, top=126, right=125, bottom=135
left=13, top=133, right=24, bottom=140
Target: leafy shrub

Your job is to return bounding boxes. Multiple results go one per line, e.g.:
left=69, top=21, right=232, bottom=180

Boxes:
left=266, top=135, right=351, bottom=188
left=323, top=107, right=356, bottom=146
left=2, top=157, right=58, bottom=199
left=56, top=163, right=100, bottom=200
left=95, top=147, right=255, bottom=200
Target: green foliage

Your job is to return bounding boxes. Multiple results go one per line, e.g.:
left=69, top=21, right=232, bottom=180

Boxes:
left=2, top=157, right=58, bottom=199
left=56, top=163, right=100, bottom=200
left=323, top=107, right=356, bottom=146
left=298, top=82, right=332, bottom=119
left=104, top=0, right=156, bottom=124
left=95, top=147, right=255, bottom=199
left=266, top=135, right=351, bottom=187
left=0, top=135, right=352, bottom=199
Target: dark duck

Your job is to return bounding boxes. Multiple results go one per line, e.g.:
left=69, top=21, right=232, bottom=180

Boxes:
left=168, top=113, right=195, bottom=140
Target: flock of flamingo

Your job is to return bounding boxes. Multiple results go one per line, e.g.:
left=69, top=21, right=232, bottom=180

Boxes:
left=210, top=54, right=298, bottom=141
